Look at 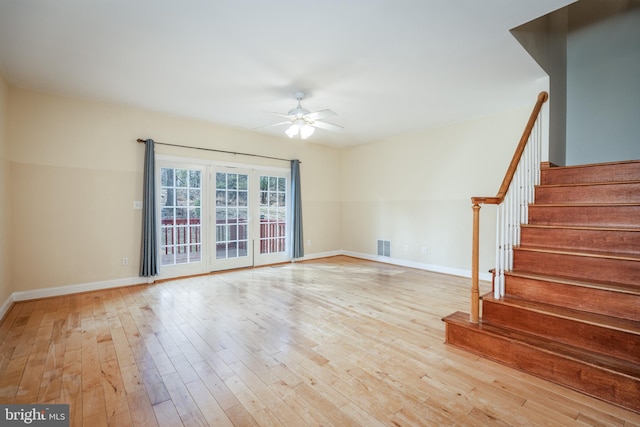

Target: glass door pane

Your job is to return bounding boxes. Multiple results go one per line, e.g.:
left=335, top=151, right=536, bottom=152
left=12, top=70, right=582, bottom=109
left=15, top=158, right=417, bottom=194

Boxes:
left=156, top=160, right=207, bottom=280
left=255, top=173, right=289, bottom=266
left=160, top=167, right=202, bottom=265
left=212, top=169, right=253, bottom=271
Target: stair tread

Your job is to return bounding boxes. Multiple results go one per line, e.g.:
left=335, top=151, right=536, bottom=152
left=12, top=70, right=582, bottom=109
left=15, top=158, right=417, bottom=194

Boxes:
left=538, top=180, right=640, bottom=188
left=521, top=224, right=640, bottom=232
left=514, top=246, right=640, bottom=261
left=443, top=311, right=640, bottom=378
left=482, top=294, right=640, bottom=335
left=544, top=159, right=640, bottom=171
left=506, top=270, right=640, bottom=296
left=532, top=202, right=640, bottom=207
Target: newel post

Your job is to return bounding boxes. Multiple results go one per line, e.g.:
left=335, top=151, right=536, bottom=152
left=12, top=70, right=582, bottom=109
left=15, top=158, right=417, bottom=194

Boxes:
left=471, top=202, right=481, bottom=323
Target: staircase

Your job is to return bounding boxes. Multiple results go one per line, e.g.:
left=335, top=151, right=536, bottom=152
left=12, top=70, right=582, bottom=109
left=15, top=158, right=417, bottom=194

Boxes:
left=443, top=159, right=640, bottom=413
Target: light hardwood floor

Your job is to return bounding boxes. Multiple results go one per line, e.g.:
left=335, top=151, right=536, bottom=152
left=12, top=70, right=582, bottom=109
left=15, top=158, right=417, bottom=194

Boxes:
left=1, top=256, right=639, bottom=426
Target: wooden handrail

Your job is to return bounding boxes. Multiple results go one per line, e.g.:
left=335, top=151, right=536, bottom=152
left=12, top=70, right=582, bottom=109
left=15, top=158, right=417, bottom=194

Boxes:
left=469, top=91, right=549, bottom=323
left=471, top=91, right=548, bottom=206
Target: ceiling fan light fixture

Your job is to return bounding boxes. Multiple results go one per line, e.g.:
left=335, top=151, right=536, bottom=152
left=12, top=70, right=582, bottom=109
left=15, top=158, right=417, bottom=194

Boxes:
left=300, top=124, right=315, bottom=139
left=285, top=124, right=299, bottom=138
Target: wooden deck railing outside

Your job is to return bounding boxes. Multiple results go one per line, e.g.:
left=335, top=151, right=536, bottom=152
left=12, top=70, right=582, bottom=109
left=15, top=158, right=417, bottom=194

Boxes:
left=160, top=218, right=286, bottom=261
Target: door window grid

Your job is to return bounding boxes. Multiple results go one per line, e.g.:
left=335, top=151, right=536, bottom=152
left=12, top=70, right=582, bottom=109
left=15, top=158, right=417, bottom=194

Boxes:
left=259, top=175, right=287, bottom=254
left=216, top=172, right=249, bottom=259
left=160, top=168, right=202, bottom=265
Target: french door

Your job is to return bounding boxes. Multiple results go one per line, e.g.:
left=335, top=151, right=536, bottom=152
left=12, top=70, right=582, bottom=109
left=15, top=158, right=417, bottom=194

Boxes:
left=156, top=157, right=290, bottom=278
left=256, top=174, right=289, bottom=266
left=158, top=162, right=206, bottom=278
left=213, top=168, right=290, bottom=269
left=213, top=167, right=253, bottom=270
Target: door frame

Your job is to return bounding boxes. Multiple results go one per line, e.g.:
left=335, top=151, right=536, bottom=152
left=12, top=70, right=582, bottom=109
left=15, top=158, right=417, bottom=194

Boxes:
left=253, top=170, right=291, bottom=267
left=155, top=157, right=209, bottom=280
left=210, top=165, right=254, bottom=272
left=155, top=154, right=291, bottom=278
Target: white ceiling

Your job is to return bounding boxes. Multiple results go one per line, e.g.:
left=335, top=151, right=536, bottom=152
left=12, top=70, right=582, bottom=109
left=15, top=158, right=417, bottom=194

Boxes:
left=0, top=0, right=575, bottom=147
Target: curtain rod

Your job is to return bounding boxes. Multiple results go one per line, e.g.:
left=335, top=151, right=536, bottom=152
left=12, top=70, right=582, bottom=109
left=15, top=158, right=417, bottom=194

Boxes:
left=136, top=138, right=297, bottom=163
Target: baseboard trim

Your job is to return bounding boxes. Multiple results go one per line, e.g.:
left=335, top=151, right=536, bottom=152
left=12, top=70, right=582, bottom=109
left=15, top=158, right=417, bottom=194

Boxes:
left=11, top=276, right=151, bottom=302
left=341, top=251, right=492, bottom=282
left=294, top=250, right=343, bottom=262
left=0, top=294, right=14, bottom=323
left=1, top=252, right=489, bottom=311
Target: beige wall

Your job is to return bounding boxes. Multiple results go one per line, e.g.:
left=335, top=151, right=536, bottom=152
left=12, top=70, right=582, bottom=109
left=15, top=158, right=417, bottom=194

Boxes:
left=341, top=105, right=533, bottom=275
left=5, top=84, right=537, bottom=299
left=0, top=73, right=10, bottom=305
left=8, top=88, right=342, bottom=292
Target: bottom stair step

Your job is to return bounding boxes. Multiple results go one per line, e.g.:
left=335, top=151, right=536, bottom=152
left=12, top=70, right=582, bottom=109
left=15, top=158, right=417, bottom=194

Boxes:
left=505, top=271, right=640, bottom=322
left=442, top=311, right=640, bottom=413
left=481, top=295, right=640, bottom=365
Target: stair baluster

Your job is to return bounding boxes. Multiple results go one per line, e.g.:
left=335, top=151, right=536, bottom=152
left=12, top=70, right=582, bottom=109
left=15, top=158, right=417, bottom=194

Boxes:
left=469, top=91, right=548, bottom=321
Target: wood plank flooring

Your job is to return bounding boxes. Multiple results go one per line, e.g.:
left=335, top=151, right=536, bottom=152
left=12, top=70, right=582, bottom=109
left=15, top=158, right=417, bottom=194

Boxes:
left=1, top=255, right=639, bottom=426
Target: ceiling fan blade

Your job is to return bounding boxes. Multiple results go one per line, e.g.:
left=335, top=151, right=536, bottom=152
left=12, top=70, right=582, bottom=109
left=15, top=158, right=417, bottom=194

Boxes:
left=311, top=121, right=344, bottom=132
left=254, top=121, right=291, bottom=130
left=305, top=109, right=337, bottom=121
left=266, top=111, right=293, bottom=119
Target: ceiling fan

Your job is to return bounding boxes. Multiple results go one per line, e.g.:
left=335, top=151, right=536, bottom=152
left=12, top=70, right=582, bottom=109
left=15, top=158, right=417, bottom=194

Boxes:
left=261, top=92, right=343, bottom=139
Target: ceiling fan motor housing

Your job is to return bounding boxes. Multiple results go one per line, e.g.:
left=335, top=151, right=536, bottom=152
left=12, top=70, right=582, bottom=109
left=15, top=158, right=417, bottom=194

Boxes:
left=288, top=92, right=310, bottom=118
left=288, top=107, right=310, bottom=118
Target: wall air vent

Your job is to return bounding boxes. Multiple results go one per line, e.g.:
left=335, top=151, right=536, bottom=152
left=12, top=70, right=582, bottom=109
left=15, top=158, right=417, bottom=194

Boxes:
left=377, top=240, right=391, bottom=257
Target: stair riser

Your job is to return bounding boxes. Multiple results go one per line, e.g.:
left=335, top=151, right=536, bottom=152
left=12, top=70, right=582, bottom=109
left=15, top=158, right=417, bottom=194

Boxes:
left=513, top=250, right=640, bottom=287
left=482, top=299, right=640, bottom=364
left=528, top=205, right=640, bottom=228
left=444, top=321, right=640, bottom=413
left=541, top=161, right=640, bottom=185
left=520, top=227, right=640, bottom=256
left=535, top=182, right=640, bottom=204
left=505, top=274, right=640, bottom=322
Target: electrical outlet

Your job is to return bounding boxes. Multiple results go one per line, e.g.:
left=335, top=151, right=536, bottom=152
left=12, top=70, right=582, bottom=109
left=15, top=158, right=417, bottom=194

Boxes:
left=421, top=247, right=427, bottom=255
left=133, top=201, right=143, bottom=209
left=122, top=257, right=129, bottom=266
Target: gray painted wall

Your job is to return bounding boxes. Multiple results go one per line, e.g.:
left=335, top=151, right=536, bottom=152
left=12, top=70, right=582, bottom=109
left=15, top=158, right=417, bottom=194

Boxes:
left=566, top=7, right=640, bottom=165
left=513, top=1, right=640, bottom=166
left=512, top=9, right=568, bottom=167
